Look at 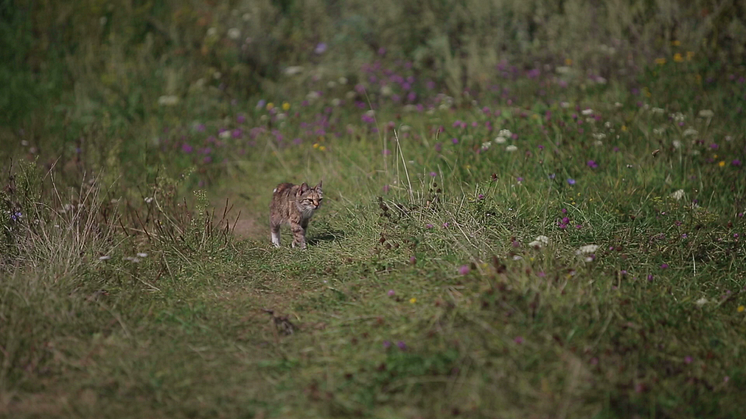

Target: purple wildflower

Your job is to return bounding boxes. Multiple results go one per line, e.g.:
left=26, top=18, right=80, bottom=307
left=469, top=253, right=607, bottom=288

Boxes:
left=458, top=265, right=470, bottom=275
left=314, top=43, right=327, bottom=54
left=567, top=178, right=576, bottom=185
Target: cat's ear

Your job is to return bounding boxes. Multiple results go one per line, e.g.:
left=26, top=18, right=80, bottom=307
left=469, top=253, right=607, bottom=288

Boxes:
left=315, top=180, right=322, bottom=191
left=299, top=183, right=310, bottom=194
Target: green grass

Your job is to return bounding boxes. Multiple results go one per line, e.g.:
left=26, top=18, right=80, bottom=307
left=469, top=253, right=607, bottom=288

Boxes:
left=2, top=2, right=746, bottom=416
left=3, top=86, right=746, bottom=418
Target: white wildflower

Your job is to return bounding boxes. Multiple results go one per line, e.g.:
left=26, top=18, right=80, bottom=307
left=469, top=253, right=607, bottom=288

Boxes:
left=614, top=102, right=623, bottom=108
left=206, top=27, right=217, bottom=37
left=725, top=135, right=733, bottom=142
left=683, top=128, right=698, bottom=137
left=137, top=252, right=148, bottom=258
left=283, top=66, right=303, bottom=76
left=595, top=77, right=607, bottom=84
left=653, top=128, right=665, bottom=135
left=213, top=71, right=222, bottom=80
left=560, top=102, right=570, bottom=108
left=528, top=235, right=549, bottom=248
left=581, top=108, right=593, bottom=115
left=402, top=104, right=417, bottom=112
left=592, top=133, right=606, bottom=140
left=505, top=145, right=518, bottom=152
left=494, top=136, right=507, bottom=144
left=157, top=95, right=179, bottom=106
left=698, top=109, right=714, bottom=118
left=381, top=85, right=393, bottom=97
left=276, top=113, right=287, bottom=121
left=594, top=140, right=604, bottom=146
left=219, top=130, right=231, bottom=139
left=327, top=81, right=337, bottom=89
left=512, top=255, right=523, bottom=261
left=672, top=140, right=682, bottom=149
left=306, top=91, right=320, bottom=101
left=576, top=244, right=599, bottom=255
left=242, top=13, right=251, bottom=21
left=498, top=129, right=512, bottom=138
left=338, top=77, right=348, bottom=85
left=227, top=28, right=241, bottom=40
left=481, top=141, right=492, bottom=151
left=399, top=125, right=411, bottom=132
left=670, top=189, right=685, bottom=201
left=670, top=112, right=685, bottom=122
left=98, top=255, right=111, bottom=261
left=556, top=66, right=572, bottom=74
left=144, top=197, right=154, bottom=204
left=651, top=107, right=665, bottom=114
left=331, top=98, right=341, bottom=107
left=695, top=297, right=708, bottom=307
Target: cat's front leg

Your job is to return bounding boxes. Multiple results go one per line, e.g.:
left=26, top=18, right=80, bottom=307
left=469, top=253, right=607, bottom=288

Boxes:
left=290, top=223, right=307, bottom=249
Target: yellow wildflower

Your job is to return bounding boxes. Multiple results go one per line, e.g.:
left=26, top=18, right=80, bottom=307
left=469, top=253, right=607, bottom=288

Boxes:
left=719, top=161, right=725, bottom=167
left=671, top=40, right=681, bottom=46
left=655, top=58, right=666, bottom=65
left=673, top=53, right=683, bottom=62
left=266, top=102, right=274, bottom=110
left=738, top=305, right=745, bottom=313
left=313, top=143, right=319, bottom=149
left=565, top=58, right=573, bottom=66
left=686, top=51, right=694, bottom=60
left=409, top=297, right=417, bottom=304
left=621, top=125, right=628, bottom=132
left=282, top=102, right=290, bottom=111
left=318, top=145, right=326, bottom=151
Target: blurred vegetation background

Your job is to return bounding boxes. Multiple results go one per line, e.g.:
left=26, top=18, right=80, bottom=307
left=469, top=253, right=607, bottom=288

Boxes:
left=1, top=0, right=745, bottom=176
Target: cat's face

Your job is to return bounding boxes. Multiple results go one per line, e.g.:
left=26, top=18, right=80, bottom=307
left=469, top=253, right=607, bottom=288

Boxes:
left=296, top=181, right=323, bottom=214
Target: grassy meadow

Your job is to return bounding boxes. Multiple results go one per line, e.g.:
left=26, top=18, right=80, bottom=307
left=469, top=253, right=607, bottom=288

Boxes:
left=2, top=1, right=746, bottom=418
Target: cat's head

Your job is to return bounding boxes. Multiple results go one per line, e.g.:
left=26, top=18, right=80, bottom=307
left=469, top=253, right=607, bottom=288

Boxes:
left=296, top=181, right=323, bottom=213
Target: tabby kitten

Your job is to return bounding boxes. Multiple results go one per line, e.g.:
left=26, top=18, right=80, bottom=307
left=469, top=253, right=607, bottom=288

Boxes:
left=270, top=181, right=323, bottom=249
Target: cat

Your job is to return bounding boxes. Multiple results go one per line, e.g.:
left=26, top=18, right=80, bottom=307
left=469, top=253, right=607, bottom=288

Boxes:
left=269, top=181, right=323, bottom=249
